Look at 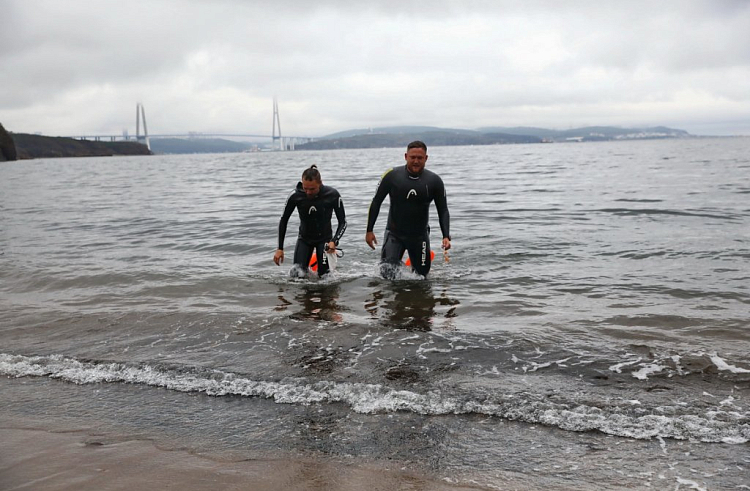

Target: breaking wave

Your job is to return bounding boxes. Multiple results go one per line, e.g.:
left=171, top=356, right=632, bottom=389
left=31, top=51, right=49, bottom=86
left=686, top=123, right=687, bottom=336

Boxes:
left=2, top=353, right=747, bottom=444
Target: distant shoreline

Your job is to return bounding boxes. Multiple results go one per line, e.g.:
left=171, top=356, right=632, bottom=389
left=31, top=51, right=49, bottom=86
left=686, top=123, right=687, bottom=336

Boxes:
left=7, top=133, right=151, bottom=160
left=297, top=124, right=694, bottom=150
left=3, top=125, right=739, bottom=160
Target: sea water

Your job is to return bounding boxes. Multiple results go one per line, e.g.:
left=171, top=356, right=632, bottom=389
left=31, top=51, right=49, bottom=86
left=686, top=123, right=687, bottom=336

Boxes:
left=1, top=138, right=749, bottom=488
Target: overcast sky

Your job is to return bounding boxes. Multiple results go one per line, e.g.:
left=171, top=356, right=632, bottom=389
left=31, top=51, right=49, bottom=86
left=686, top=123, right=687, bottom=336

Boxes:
left=2, top=0, right=749, bottom=137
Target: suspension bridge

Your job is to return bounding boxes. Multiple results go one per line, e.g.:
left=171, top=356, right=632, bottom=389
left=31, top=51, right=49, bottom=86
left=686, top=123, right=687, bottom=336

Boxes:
left=67, top=98, right=314, bottom=151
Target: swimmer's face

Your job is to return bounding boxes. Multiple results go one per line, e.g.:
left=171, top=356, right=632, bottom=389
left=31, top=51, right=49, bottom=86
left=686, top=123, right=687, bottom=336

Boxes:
left=302, top=178, right=321, bottom=198
left=405, top=148, right=428, bottom=175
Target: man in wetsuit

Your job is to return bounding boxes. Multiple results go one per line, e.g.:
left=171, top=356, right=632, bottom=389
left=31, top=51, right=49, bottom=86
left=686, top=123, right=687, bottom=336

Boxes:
left=275, top=165, right=347, bottom=277
left=365, top=141, right=451, bottom=279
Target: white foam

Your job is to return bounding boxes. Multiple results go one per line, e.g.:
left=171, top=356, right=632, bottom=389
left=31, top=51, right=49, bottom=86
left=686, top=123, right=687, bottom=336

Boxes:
left=719, top=396, right=737, bottom=407
left=2, top=353, right=748, bottom=445
left=399, top=335, right=421, bottom=342
left=609, top=358, right=641, bottom=373
left=631, top=363, right=666, bottom=380
left=709, top=353, right=750, bottom=374
left=721, top=436, right=748, bottom=444
left=524, top=361, right=551, bottom=373
left=657, top=435, right=667, bottom=454
left=675, top=477, right=707, bottom=491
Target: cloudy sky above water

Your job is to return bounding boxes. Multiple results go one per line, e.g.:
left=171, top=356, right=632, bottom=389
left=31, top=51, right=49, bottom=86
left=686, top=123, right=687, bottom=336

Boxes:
left=2, top=0, right=749, bottom=137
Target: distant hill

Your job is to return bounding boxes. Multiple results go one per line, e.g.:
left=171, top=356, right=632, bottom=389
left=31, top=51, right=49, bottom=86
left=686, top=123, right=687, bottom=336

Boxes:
left=149, top=138, right=255, bottom=154
left=477, top=125, right=691, bottom=141
left=297, top=129, right=541, bottom=150
left=322, top=126, right=480, bottom=139
left=298, top=125, right=691, bottom=150
left=10, top=133, right=151, bottom=159
left=475, top=126, right=565, bottom=138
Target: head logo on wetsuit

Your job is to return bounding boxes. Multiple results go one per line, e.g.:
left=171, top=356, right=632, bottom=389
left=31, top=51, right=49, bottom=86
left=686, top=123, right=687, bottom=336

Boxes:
left=406, top=189, right=417, bottom=199
left=308, top=206, right=317, bottom=214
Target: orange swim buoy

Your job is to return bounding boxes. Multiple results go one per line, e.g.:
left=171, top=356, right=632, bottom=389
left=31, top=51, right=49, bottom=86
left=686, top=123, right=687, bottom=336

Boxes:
left=309, top=252, right=318, bottom=271
left=404, top=250, right=435, bottom=267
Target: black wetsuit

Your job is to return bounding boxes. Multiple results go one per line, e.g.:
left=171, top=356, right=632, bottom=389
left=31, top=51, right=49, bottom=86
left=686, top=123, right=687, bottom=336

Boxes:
left=366, top=165, right=450, bottom=278
left=278, top=182, right=347, bottom=277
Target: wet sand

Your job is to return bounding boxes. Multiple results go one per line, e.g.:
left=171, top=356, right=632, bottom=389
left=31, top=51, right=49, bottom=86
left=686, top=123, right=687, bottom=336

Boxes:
left=0, top=427, right=483, bottom=491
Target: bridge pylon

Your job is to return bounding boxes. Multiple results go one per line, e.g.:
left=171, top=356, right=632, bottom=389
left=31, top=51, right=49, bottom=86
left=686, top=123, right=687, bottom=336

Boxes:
left=136, top=102, right=151, bottom=151
left=272, top=97, right=283, bottom=151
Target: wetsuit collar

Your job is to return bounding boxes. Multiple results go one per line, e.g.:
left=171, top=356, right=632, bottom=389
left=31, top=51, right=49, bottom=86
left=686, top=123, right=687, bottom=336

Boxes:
left=406, top=165, right=423, bottom=179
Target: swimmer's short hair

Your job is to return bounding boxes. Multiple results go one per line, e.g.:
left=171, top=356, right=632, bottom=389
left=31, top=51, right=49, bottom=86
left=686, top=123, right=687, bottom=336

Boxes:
left=407, top=141, right=427, bottom=152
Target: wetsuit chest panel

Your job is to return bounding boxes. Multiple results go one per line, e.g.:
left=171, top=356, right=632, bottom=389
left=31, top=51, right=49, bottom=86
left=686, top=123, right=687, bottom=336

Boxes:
left=389, top=170, right=435, bottom=205
left=295, top=188, right=337, bottom=242
left=386, top=169, right=439, bottom=237
left=300, top=202, right=322, bottom=217
left=400, top=181, right=432, bottom=205
left=279, top=183, right=346, bottom=251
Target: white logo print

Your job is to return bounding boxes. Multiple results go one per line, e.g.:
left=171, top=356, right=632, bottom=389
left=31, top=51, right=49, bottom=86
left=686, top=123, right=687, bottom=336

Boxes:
left=308, top=206, right=317, bottom=214
left=406, top=189, right=417, bottom=199
left=421, top=241, right=427, bottom=266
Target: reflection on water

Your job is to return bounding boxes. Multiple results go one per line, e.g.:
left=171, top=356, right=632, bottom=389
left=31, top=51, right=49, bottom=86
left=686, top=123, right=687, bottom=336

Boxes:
left=276, top=284, right=344, bottom=323
left=366, top=281, right=459, bottom=331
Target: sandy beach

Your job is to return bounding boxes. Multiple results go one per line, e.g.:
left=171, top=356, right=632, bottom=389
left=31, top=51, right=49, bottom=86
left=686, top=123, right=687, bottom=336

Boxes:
left=1, top=427, right=486, bottom=491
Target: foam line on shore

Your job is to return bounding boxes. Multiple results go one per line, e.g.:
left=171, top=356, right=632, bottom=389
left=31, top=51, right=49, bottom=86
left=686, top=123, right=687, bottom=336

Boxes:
left=1, top=352, right=747, bottom=444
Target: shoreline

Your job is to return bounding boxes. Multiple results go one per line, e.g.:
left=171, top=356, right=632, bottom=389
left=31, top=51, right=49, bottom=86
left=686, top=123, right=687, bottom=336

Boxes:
left=0, top=427, right=484, bottom=491
left=2, top=370, right=747, bottom=490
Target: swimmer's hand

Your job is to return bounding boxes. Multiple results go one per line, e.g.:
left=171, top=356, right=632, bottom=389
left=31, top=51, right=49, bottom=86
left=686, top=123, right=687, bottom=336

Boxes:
left=365, top=231, right=378, bottom=250
left=273, top=249, right=284, bottom=265
left=442, top=238, right=451, bottom=262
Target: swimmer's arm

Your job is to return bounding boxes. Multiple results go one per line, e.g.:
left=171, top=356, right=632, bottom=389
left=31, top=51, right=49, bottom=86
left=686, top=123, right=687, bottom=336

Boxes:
left=434, top=177, right=450, bottom=246
left=332, top=193, right=347, bottom=246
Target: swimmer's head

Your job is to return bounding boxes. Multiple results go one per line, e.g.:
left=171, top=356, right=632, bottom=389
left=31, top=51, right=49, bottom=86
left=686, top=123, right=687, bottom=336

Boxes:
left=301, top=165, right=322, bottom=197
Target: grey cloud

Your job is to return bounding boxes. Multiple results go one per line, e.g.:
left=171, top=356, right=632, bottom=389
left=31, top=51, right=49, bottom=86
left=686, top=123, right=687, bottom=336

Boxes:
left=2, top=0, right=749, bottom=136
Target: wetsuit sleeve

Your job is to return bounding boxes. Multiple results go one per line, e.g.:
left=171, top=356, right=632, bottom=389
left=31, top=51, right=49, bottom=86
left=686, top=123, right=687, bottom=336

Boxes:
left=366, top=169, right=393, bottom=233
left=277, top=191, right=296, bottom=250
left=434, top=176, right=451, bottom=240
left=332, top=192, right=347, bottom=245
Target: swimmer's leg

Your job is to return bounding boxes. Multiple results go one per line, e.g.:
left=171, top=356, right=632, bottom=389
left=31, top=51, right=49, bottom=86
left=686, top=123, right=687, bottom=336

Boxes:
left=380, top=230, right=405, bottom=280
left=316, top=241, right=330, bottom=277
left=405, top=235, right=431, bottom=277
left=291, top=239, right=314, bottom=278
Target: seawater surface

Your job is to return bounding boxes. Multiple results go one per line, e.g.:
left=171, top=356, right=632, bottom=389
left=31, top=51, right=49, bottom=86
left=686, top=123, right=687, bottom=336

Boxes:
left=1, top=138, right=749, bottom=489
